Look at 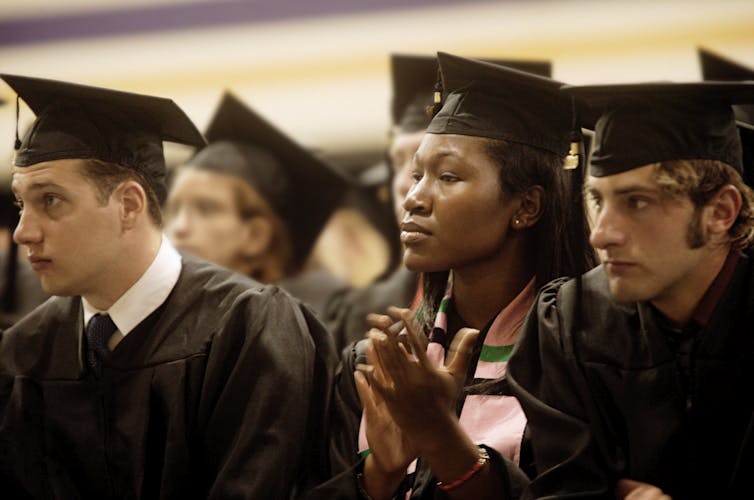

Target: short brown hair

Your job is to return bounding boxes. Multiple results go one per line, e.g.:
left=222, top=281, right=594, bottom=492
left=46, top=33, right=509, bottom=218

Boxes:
left=78, top=159, right=162, bottom=226
left=654, top=159, right=754, bottom=250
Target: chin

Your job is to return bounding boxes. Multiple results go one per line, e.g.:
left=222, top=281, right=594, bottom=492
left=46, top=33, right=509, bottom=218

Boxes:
left=403, top=256, right=446, bottom=274
left=607, top=280, right=651, bottom=304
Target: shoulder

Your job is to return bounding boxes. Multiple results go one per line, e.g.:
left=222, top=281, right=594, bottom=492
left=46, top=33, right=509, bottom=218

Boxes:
left=4, top=295, right=78, bottom=336
left=176, top=255, right=315, bottom=340
left=1, top=296, right=79, bottom=374
left=517, top=266, right=640, bottom=361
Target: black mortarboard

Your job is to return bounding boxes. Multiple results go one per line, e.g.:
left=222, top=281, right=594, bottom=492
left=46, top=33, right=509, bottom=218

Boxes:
left=391, top=53, right=552, bottom=134
left=1, top=74, right=206, bottom=204
left=185, top=92, right=350, bottom=267
left=563, top=82, right=754, bottom=177
left=427, top=52, right=576, bottom=163
left=699, top=48, right=754, bottom=125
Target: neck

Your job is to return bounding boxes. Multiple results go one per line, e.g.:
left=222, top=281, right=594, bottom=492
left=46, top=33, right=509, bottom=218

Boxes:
left=452, top=233, right=535, bottom=330
left=84, top=228, right=162, bottom=311
left=651, top=244, right=730, bottom=327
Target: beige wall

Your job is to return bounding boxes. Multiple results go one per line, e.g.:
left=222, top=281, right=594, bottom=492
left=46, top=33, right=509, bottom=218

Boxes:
left=1, top=0, right=753, bottom=171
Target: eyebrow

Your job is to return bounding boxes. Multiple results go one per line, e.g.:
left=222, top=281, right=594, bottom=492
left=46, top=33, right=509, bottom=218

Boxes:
left=12, top=181, right=68, bottom=196
left=414, top=148, right=459, bottom=164
left=584, top=184, right=659, bottom=197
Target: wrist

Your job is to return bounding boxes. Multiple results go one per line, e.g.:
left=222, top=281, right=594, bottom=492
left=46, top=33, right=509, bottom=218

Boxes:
left=362, top=453, right=406, bottom=500
left=436, top=446, right=490, bottom=492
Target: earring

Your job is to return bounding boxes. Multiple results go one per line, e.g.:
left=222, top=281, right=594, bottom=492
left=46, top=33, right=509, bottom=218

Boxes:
left=514, top=218, right=521, bottom=226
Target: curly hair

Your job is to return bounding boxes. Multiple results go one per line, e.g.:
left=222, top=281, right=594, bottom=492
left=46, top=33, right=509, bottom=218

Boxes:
left=653, top=159, right=754, bottom=250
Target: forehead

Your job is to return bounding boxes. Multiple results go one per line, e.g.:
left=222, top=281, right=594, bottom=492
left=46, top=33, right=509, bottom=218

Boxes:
left=11, top=159, right=88, bottom=192
left=415, top=133, right=491, bottom=159
left=586, top=163, right=659, bottom=193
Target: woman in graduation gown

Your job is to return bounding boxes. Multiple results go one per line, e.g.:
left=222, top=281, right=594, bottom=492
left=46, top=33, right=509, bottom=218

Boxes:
left=311, top=52, right=595, bottom=499
left=165, top=92, right=351, bottom=318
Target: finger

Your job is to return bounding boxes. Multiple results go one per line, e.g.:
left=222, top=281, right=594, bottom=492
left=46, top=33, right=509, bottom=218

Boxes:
left=372, top=326, right=412, bottom=383
left=354, top=369, right=377, bottom=412
left=366, top=313, right=394, bottom=331
left=446, top=328, right=480, bottom=378
left=397, top=308, right=431, bottom=367
left=615, top=479, right=668, bottom=500
left=365, top=331, right=391, bottom=388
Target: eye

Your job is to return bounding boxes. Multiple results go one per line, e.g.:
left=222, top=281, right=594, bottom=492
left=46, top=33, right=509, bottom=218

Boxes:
left=43, top=193, right=60, bottom=208
left=627, top=196, right=649, bottom=210
left=587, top=193, right=602, bottom=212
left=410, top=170, right=423, bottom=182
left=195, top=200, right=221, bottom=216
left=439, top=173, right=460, bottom=183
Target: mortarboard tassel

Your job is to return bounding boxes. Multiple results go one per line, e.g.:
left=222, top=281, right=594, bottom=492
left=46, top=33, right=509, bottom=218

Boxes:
left=14, top=95, right=21, bottom=150
left=564, top=139, right=580, bottom=170
left=426, top=66, right=444, bottom=118
left=563, top=96, right=580, bottom=170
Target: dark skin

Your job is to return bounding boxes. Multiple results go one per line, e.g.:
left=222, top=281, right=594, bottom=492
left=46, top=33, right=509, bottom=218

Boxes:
left=356, top=134, right=544, bottom=499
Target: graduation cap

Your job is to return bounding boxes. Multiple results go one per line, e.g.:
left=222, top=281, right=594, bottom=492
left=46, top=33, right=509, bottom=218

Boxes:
left=699, top=48, right=754, bottom=124
left=185, top=92, right=351, bottom=268
left=563, top=82, right=754, bottom=177
left=391, top=53, right=552, bottom=134
left=428, top=52, right=577, bottom=164
left=0, top=74, right=206, bottom=204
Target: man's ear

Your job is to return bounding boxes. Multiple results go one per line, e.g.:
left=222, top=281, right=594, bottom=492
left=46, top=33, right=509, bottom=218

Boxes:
left=705, top=184, right=742, bottom=242
left=511, top=185, right=544, bottom=230
left=241, top=215, right=274, bottom=258
left=117, top=180, right=148, bottom=230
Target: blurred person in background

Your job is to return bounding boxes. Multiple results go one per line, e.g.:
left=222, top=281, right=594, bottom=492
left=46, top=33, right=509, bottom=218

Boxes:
left=166, top=92, right=351, bottom=318
left=312, top=52, right=595, bottom=499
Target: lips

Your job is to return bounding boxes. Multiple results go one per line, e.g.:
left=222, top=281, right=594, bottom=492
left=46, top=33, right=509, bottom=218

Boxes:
left=28, top=255, right=52, bottom=272
left=604, top=259, right=636, bottom=275
left=400, top=220, right=431, bottom=244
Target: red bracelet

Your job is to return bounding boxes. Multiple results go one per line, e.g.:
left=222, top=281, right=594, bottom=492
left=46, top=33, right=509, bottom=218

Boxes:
left=436, top=446, right=490, bottom=492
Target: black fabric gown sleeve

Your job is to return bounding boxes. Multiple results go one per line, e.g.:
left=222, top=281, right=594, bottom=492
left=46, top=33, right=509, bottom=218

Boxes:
left=195, top=286, right=321, bottom=499
left=506, top=274, right=620, bottom=499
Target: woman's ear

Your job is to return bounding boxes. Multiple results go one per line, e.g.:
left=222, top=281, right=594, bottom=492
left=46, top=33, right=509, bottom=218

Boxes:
left=241, top=215, right=275, bottom=258
left=511, top=185, right=544, bottom=229
left=117, top=180, right=148, bottom=230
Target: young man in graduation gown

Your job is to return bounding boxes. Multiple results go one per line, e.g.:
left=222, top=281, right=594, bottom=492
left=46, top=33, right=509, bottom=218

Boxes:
left=506, top=82, right=754, bottom=499
left=0, top=75, right=335, bottom=499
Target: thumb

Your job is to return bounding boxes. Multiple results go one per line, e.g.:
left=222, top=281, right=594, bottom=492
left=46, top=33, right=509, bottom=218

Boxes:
left=446, top=328, right=480, bottom=379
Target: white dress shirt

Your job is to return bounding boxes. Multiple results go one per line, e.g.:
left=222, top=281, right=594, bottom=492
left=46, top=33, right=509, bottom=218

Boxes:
left=82, top=235, right=182, bottom=351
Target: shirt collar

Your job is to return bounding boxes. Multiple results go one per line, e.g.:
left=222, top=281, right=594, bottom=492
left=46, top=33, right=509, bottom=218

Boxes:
left=82, top=235, right=182, bottom=335
left=690, top=248, right=741, bottom=329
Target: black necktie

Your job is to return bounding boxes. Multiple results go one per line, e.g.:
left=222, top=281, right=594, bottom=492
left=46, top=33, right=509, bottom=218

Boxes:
left=86, top=313, right=117, bottom=375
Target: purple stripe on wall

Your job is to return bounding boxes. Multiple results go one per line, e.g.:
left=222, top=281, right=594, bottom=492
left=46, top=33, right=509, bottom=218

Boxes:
left=0, top=0, right=501, bottom=47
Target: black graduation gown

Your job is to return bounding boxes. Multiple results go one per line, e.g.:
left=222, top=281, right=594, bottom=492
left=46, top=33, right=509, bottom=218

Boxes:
left=279, top=267, right=350, bottom=321
left=324, top=267, right=418, bottom=353
left=0, top=256, right=336, bottom=499
left=507, top=257, right=754, bottom=499
left=0, top=250, right=49, bottom=329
